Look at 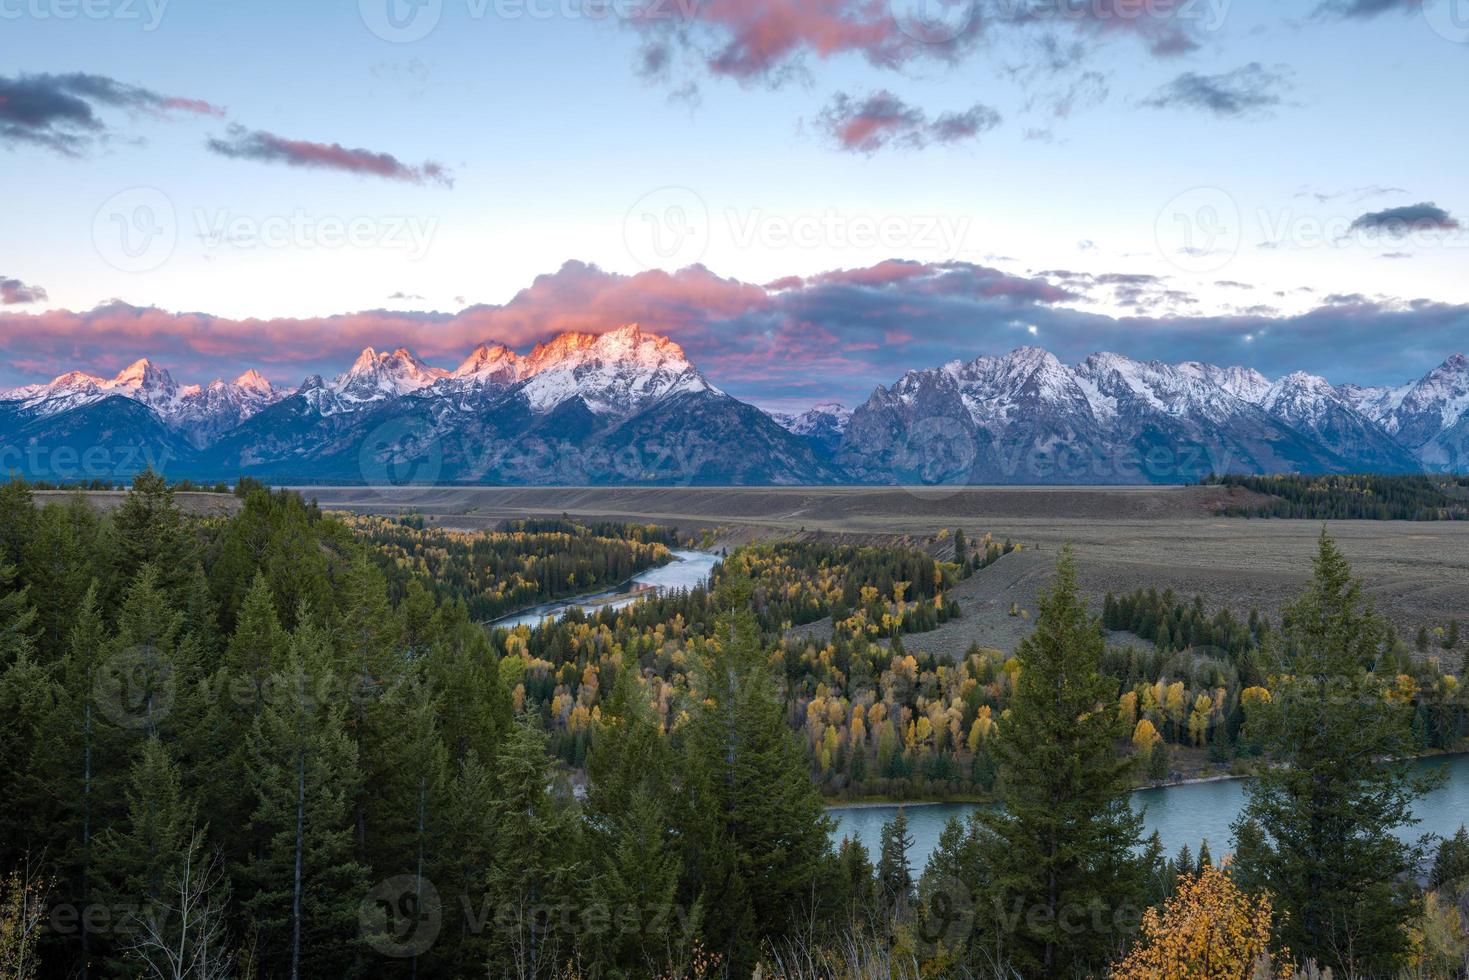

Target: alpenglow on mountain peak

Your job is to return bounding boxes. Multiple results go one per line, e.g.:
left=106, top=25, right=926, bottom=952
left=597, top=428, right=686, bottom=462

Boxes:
left=4, top=338, right=1469, bottom=484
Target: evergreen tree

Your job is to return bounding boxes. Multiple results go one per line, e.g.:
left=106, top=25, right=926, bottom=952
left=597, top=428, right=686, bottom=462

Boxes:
left=0, top=652, right=56, bottom=865
left=22, top=494, right=99, bottom=657
left=337, top=552, right=403, bottom=859
left=95, top=736, right=194, bottom=906
left=359, top=678, right=446, bottom=881
left=680, top=601, right=835, bottom=974
left=1232, top=530, right=1440, bottom=977
left=916, top=813, right=987, bottom=968
left=223, top=572, right=289, bottom=712
left=1430, top=826, right=1469, bottom=892
left=107, top=470, right=196, bottom=598
left=876, top=809, right=914, bottom=925
left=1173, top=843, right=1194, bottom=882
left=1148, top=739, right=1170, bottom=782
left=0, top=564, right=47, bottom=861
left=32, top=584, right=117, bottom=977
left=0, top=562, right=38, bottom=667
left=483, top=719, right=586, bottom=978
left=584, top=666, right=693, bottom=973
left=836, top=836, right=877, bottom=927
left=101, top=566, right=188, bottom=739
left=243, top=614, right=368, bottom=979
left=973, top=545, right=1146, bottom=976
left=422, top=616, right=511, bottom=765
left=432, top=752, right=497, bottom=976
left=0, top=478, right=36, bottom=568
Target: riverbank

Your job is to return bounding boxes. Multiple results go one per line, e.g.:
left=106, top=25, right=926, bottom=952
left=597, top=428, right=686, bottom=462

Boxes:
left=487, top=549, right=720, bottom=629
left=830, top=754, right=1469, bottom=868
left=823, top=747, right=1469, bottom=810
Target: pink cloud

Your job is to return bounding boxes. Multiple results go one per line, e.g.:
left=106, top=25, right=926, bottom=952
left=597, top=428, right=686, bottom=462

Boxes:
left=0, top=276, right=46, bottom=305
left=814, top=90, right=1001, bottom=153
left=160, top=96, right=227, bottom=117
left=629, top=0, right=1195, bottom=90
left=0, top=259, right=1080, bottom=405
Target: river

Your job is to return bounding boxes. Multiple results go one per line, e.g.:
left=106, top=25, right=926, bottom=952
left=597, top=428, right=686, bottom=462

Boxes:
left=488, top=549, right=721, bottom=628
left=831, top=753, right=1469, bottom=867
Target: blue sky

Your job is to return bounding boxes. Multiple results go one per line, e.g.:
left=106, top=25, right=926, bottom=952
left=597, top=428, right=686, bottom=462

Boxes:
left=0, top=0, right=1465, bottom=408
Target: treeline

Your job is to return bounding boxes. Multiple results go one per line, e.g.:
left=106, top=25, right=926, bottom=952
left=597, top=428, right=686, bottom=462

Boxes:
left=1100, top=584, right=1467, bottom=763
left=1204, top=472, right=1469, bottom=520
left=344, top=513, right=677, bottom=620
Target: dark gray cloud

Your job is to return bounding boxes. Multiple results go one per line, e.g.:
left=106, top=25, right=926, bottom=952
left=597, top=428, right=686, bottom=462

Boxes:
left=814, top=91, right=1000, bottom=153
left=0, top=277, right=46, bottom=305
left=1349, top=202, right=1461, bottom=234
left=206, top=125, right=453, bottom=186
left=1315, top=0, right=1421, bottom=18
left=1143, top=63, right=1291, bottom=117
left=0, top=72, right=223, bottom=156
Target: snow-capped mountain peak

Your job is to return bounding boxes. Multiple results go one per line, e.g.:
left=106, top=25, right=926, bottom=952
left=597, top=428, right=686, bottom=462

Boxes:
left=513, top=324, right=716, bottom=414
left=112, top=358, right=170, bottom=390
left=329, top=346, right=449, bottom=407
left=232, top=369, right=274, bottom=394
left=0, top=358, right=286, bottom=444
left=773, top=402, right=852, bottom=435
left=451, top=343, right=521, bottom=384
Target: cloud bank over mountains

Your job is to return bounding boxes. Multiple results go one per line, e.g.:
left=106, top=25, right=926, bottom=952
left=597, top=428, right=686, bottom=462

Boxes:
left=2, top=259, right=1465, bottom=409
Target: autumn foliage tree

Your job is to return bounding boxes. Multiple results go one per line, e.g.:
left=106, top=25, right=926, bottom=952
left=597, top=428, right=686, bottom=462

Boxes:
left=1111, top=863, right=1285, bottom=980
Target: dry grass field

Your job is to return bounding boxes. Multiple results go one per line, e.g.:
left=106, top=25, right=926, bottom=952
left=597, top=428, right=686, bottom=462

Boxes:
left=301, top=484, right=1469, bottom=657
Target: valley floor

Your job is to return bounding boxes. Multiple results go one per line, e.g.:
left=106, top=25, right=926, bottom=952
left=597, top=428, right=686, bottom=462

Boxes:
left=300, top=484, right=1469, bottom=656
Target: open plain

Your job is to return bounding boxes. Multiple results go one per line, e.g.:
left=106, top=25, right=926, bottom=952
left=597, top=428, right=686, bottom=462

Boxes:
left=301, top=484, right=1469, bottom=658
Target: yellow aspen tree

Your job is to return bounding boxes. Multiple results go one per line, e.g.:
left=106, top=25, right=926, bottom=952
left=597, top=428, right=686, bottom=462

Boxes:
left=1164, top=681, right=1188, bottom=729
left=821, top=725, right=839, bottom=774
left=1132, top=718, right=1162, bottom=755
left=1110, top=865, right=1286, bottom=980
left=975, top=704, right=994, bottom=741
left=1186, top=697, right=1209, bottom=746
left=1119, top=690, right=1139, bottom=729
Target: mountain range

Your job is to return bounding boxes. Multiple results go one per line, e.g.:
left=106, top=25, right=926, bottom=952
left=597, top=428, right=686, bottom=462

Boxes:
left=2, top=324, right=1466, bottom=485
